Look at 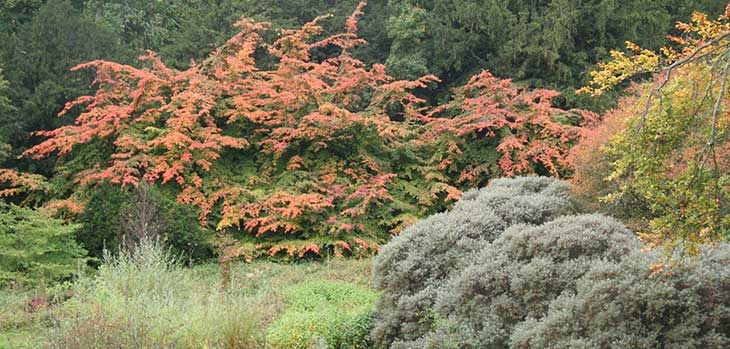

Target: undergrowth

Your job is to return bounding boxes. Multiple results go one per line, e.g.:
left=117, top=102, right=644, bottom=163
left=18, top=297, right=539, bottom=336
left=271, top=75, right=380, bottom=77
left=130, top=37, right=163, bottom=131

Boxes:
left=1, top=240, right=373, bottom=349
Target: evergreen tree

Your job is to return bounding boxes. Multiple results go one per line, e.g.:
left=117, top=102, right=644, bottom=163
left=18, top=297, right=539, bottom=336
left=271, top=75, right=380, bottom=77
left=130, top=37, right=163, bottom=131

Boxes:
left=382, top=0, right=726, bottom=109
left=0, top=203, right=87, bottom=287
left=0, top=0, right=130, bottom=175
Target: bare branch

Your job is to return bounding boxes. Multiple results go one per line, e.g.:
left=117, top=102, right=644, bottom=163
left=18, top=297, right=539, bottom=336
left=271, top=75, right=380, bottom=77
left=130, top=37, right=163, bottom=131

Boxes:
left=120, top=183, right=168, bottom=253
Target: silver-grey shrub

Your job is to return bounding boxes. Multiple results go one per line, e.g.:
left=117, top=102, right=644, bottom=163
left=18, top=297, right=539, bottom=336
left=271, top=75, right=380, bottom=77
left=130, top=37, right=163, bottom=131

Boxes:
left=371, top=177, right=576, bottom=348
left=512, top=245, right=730, bottom=349
left=427, top=214, right=639, bottom=348
left=373, top=176, right=730, bottom=349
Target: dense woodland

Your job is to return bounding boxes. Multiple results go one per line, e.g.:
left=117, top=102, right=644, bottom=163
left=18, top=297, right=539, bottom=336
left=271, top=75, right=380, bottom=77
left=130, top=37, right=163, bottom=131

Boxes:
left=1, top=0, right=730, bottom=348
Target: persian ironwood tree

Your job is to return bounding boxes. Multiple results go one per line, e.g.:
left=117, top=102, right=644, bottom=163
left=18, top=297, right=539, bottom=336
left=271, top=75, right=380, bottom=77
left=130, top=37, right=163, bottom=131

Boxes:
left=19, top=1, right=595, bottom=259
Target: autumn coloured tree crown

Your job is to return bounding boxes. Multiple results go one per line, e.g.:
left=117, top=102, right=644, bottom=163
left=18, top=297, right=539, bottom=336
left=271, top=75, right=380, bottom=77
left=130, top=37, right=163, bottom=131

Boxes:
left=573, top=4, right=730, bottom=254
left=13, top=1, right=594, bottom=260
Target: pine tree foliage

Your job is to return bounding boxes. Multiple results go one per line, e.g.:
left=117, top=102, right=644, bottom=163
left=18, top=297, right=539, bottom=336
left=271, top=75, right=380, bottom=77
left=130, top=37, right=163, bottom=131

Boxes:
left=382, top=0, right=726, bottom=109
left=0, top=69, right=12, bottom=122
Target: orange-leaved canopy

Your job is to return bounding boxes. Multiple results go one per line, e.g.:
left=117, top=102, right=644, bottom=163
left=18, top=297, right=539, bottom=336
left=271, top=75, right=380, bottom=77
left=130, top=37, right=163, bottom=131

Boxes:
left=19, top=1, right=596, bottom=260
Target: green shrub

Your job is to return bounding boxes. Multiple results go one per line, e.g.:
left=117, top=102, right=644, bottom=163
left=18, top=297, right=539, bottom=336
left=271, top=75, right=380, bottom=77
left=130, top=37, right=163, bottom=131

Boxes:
left=372, top=176, right=730, bottom=348
left=371, top=177, right=576, bottom=347
left=428, top=214, right=638, bottom=348
left=0, top=203, right=87, bottom=287
left=75, top=184, right=126, bottom=260
left=266, top=280, right=376, bottom=349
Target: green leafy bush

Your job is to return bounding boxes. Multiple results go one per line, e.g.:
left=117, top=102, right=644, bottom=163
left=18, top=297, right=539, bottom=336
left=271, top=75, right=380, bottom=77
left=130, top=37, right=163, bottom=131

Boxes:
left=0, top=203, right=87, bottom=287
left=371, top=177, right=577, bottom=347
left=266, top=280, right=376, bottom=349
left=77, top=184, right=214, bottom=263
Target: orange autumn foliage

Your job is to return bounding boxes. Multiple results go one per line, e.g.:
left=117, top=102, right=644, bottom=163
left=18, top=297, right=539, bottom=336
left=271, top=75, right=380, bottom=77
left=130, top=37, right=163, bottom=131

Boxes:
left=22, top=1, right=595, bottom=259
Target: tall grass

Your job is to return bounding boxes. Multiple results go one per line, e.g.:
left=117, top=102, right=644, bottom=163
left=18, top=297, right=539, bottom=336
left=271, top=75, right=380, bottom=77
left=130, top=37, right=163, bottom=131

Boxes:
left=1, top=239, right=375, bottom=348
left=47, top=240, right=264, bottom=348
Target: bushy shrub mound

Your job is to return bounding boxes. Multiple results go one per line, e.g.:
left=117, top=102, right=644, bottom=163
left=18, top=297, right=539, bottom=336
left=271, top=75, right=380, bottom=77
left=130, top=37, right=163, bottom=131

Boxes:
left=0, top=203, right=87, bottom=287
left=266, top=280, right=376, bottom=349
left=373, top=176, right=730, bottom=348
left=429, top=214, right=639, bottom=348
left=371, top=177, right=576, bottom=347
left=513, top=245, right=730, bottom=349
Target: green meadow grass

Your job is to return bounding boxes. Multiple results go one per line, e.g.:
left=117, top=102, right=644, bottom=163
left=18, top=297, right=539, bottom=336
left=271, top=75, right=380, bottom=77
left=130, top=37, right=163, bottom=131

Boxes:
left=0, top=243, right=375, bottom=349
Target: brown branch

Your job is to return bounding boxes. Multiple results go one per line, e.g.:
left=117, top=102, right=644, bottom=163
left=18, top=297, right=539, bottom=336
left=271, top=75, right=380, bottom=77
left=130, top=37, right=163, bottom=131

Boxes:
left=636, top=32, right=730, bottom=134
left=686, top=54, right=730, bottom=192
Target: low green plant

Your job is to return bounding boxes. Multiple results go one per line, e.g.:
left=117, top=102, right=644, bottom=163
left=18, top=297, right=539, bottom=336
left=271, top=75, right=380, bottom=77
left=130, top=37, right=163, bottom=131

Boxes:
left=0, top=203, right=87, bottom=288
left=266, top=280, right=377, bottom=349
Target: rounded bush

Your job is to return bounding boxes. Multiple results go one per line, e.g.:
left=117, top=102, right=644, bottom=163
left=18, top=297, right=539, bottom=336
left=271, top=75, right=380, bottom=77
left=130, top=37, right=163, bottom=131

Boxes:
left=371, top=177, right=576, bottom=347
left=372, top=176, right=730, bottom=348
left=512, top=245, right=730, bottom=349
left=429, top=214, right=638, bottom=348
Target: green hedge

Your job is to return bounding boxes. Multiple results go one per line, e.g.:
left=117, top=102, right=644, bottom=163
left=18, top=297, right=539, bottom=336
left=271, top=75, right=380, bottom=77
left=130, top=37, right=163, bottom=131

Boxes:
left=0, top=203, right=87, bottom=287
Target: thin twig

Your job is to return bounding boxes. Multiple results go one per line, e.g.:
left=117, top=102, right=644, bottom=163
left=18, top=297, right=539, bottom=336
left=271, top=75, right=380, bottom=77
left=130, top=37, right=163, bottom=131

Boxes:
left=635, top=32, right=730, bottom=134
